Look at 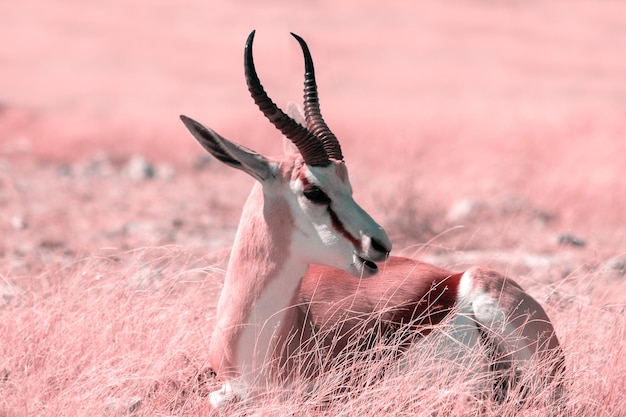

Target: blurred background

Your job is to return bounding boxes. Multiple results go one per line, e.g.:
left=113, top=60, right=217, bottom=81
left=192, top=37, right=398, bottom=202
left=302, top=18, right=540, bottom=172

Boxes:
left=1, top=0, right=625, bottom=255
left=2, top=1, right=624, bottom=151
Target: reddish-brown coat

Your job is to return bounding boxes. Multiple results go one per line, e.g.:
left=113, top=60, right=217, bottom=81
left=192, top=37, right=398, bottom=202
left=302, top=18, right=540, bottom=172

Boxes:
left=287, top=257, right=462, bottom=370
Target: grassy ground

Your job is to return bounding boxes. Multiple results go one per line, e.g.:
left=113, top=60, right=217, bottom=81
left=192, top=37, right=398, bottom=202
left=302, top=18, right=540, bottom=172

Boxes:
left=1, top=157, right=625, bottom=416
left=2, top=1, right=626, bottom=415
left=1, top=239, right=625, bottom=416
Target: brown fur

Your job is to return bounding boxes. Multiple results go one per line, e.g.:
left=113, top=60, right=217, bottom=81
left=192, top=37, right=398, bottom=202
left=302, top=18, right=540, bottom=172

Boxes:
left=277, top=257, right=565, bottom=400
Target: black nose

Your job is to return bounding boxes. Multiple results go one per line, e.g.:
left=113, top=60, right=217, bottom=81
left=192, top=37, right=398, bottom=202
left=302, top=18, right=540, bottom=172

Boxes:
left=371, top=237, right=391, bottom=259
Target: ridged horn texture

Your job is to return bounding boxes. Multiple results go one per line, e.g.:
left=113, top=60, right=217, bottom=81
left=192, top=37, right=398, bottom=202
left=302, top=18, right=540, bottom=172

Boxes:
left=245, top=30, right=330, bottom=167
left=290, top=32, right=344, bottom=161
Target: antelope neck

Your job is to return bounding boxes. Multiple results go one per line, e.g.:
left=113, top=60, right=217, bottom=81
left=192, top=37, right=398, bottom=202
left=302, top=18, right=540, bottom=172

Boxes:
left=216, top=182, right=306, bottom=376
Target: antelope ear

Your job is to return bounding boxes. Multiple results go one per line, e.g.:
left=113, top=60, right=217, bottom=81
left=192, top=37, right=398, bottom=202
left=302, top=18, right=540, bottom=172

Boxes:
left=180, top=115, right=272, bottom=182
left=287, top=102, right=306, bottom=127
left=283, top=102, right=305, bottom=156
left=282, top=137, right=299, bottom=157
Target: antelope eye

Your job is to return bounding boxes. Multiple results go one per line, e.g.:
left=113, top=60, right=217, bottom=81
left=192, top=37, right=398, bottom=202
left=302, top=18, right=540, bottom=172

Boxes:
left=303, top=186, right=331, bottom=205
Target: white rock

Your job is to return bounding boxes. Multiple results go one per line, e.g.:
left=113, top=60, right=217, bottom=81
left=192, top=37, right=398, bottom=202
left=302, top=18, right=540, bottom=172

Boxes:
left=123, top=155, right=155, bottom=180
left=0, top=282, right=23, bottom=307
left=104, top=396, right=142, bottom=415
left=447, top=198, right=478, bottom=223
left=11, top=215, right=27, bottom=230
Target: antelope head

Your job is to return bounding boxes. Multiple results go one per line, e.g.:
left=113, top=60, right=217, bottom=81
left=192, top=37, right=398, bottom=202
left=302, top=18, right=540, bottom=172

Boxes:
left=180, top=31, right=391, bottom=278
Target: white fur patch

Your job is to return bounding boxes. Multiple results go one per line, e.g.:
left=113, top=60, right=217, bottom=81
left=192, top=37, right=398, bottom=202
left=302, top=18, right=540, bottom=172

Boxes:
left=458, top=269, right=474, bottom=300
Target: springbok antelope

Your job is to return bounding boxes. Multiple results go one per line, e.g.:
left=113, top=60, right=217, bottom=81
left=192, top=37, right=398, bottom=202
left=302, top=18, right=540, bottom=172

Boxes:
left=180, top=31, right=565, bottom=409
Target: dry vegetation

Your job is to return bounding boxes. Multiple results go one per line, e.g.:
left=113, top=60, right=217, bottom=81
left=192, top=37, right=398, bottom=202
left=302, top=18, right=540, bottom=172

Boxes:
left=2, top=1, right=626, bottom=415
left=1, top=154, right=625, bottom=416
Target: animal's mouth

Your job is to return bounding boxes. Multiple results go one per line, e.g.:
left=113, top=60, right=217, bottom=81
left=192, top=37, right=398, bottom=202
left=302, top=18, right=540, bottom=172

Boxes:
left=354, top=254, right=379, bottom=278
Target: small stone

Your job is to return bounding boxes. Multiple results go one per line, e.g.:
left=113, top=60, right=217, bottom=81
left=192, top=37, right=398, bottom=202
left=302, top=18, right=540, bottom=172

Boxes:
left=11, top=216, right=27, bottom=230
left=123, top=155, right=155, bottom=180
left=104, top=396, right=142, bottom=415
left=1, top=282, right=22, bottom=307
left=194, top=155, right=213, bottom=171
left=39, top=239, right=65, bottom=250
left=83, top=153, right=114, bottom=177
left=557, top=233, right=586, bottom=247
left=156, top=163, right=176, bottom=180
left=447, top=198, right=478, bottom=223
left=56, top=165, right=73, bottom=177
left=601, top=254, right=626, bottom=278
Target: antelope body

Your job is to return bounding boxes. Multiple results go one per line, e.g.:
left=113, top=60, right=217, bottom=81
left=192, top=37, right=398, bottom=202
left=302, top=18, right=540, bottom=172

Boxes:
left=179, top=31, right=564, bottom=410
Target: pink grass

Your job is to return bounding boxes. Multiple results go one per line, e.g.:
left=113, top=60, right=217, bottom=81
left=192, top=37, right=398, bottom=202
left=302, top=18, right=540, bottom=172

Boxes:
left=2, top=1, right=626, bottom=415
left=1, top=248, right=221, bottom=416
left=2, top=243, right=625, bottom=416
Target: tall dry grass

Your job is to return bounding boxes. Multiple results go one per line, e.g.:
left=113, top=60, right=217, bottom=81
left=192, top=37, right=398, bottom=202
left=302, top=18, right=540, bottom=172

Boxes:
left=2, top=243, right=625, bottom=416
left=1, top=247, right=221, bottom=416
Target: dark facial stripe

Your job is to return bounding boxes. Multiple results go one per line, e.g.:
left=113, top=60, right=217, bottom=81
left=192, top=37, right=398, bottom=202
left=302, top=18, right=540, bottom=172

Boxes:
left=299, top=171, right=361, bottom=251
left=328, top=207, right=362, bottom=251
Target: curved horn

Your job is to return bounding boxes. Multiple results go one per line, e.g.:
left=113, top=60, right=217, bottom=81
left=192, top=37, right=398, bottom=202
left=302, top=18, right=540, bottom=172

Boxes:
left=244, top=31, right=330, bottom=167
left=290, top=33, right=344, bottom=161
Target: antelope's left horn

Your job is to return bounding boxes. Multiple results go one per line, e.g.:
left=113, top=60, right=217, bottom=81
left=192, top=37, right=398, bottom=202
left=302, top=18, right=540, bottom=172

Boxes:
left=291, top=32, right=344, bottom=162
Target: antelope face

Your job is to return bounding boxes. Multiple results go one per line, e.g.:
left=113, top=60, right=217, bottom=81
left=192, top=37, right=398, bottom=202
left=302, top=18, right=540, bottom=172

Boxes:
left=242, top=30, right=391, bottom=277
left=182, top=30, right=392, bottom=278
left=289, top=160, right=391, bottom=278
